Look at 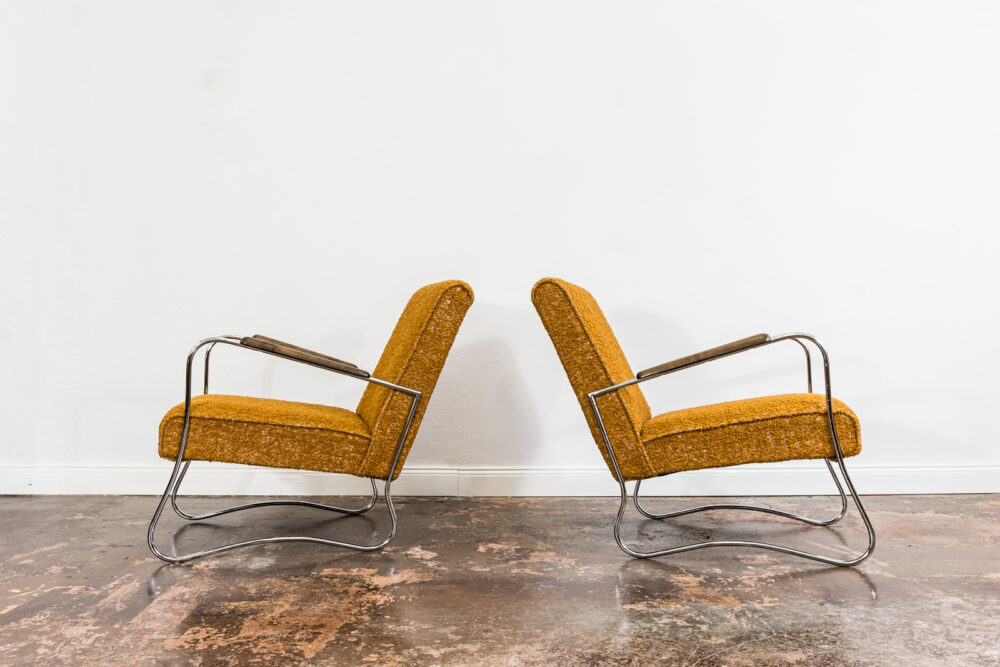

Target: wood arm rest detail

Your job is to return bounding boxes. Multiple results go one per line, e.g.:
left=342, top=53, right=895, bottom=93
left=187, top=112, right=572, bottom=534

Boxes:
left=250, top=335, right=358, bottom=368
left=240, top=336, right=370, bottom=378
left=636, top=333, right=771, bottom=379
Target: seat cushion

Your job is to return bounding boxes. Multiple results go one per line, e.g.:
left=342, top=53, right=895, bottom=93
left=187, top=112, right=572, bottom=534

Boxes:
left=641, top=393, right=861, bottom=476
left=159, top=394, right=373, bottom=476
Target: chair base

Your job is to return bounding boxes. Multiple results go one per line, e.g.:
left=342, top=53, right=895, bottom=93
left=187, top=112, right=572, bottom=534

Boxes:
left=148, top=459, right=398, bottom=564
left=148, top=335, right=422, bottom=564
left=615, top=459, right=876, bottom=567
left=589, top=333, right=877, bottom=568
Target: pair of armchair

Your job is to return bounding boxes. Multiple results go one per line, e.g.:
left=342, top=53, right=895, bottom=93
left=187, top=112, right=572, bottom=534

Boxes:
left=149, top=278, right=874, bottom=567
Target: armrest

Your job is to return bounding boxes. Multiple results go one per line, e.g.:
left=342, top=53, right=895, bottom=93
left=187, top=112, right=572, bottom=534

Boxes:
left=249, top=335, right=358, bottom=368
left=240, top=336, right=370, bottom=378
left=636, top=333, right=771, bottom=379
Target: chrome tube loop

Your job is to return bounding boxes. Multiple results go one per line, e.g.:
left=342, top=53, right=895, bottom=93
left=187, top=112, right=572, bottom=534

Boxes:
left=148, top=335, right=422, bottom=563
left=169, top=467, right=379, bottom=521
left=588, top=332, right=876, bottom=567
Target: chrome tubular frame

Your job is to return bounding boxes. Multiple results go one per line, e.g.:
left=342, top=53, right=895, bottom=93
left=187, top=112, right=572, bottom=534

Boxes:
left=588, top=333, right=876, bottom=567
left=148, top=336, right=421, bottom=564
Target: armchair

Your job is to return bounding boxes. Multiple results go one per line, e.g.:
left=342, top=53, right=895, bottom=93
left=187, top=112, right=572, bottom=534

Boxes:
left=531, top=277, right=875, bottom=567
left=148, top=280, right=474, bottom=562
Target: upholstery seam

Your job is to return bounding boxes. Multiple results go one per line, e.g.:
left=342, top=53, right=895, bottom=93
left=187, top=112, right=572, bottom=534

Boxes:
left=158, top=455, right=376, bottom=478
left=357, top=282, right=472, bottom=475
left=534, top=279, right=655, bottom=477
left=642, top=409, right=860, bottom=445
left=160, top=413, right=372, bottom=444
left=362, top=283, right=465, bottom=431
left=630, top=446, right=861, bottom=480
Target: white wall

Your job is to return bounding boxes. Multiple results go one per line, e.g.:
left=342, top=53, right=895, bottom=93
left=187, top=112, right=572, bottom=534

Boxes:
left=2, top=1, right=998, bottom=495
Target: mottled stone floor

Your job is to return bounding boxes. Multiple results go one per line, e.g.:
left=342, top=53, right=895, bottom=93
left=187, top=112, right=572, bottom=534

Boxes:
left=0, top=495, right=997, bottom=666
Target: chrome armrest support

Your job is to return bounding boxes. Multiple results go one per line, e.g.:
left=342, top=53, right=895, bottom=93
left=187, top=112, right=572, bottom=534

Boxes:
left=636, top=333, right=771, bottom=380
left=191, top=335, right=418, bottom=396
left=239, top=335, right=368, bottom=378
left=588, top=331, right=840, bottom=483
left=592, top=332, right=829, bottom=399
left=585, top=332, right=876, bottom=566
left=149, top=335, right=423, bottom=563
left=247, top=334, right=359, bottom=368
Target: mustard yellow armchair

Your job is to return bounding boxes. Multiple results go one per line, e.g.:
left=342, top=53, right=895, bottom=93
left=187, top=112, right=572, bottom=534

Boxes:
left=149, top=280, right=474, bottom=562
left=531, top=278, right=875, bottom=566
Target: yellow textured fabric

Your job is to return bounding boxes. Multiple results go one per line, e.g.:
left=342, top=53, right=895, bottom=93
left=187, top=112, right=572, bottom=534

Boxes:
left=642, top=394, right=861, bottom=476
left=531, top=277, right=862, bottom=482
left=159, top=395, right=372, bottom=474
left=158, top=280, right=474, bottom=481
left=531, top=278, right=654, bottom=480
left=355, top=280, right=474, bottom=479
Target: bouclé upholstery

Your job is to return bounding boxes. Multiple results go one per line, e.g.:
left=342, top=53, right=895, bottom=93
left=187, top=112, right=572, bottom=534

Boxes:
left=159, top=280, right=474, bottom=481
left=531, top=277, right=860, bottom=482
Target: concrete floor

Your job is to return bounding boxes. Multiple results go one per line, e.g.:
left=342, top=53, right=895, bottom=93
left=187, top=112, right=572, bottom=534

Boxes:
left=0, top=495, right=997, bottom=666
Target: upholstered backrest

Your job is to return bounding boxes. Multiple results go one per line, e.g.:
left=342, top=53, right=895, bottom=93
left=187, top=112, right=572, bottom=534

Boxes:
left=531, top=278, right=653, bottom=480
left=356, top=280, right=474, bottom=480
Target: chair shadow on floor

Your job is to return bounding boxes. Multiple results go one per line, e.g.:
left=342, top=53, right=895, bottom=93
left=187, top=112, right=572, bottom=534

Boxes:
left=155, top=501, right=381, bottom=563
left=615, top=504, right=880, bottom=600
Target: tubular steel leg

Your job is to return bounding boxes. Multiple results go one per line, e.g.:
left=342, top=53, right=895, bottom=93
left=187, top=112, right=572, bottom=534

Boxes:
left=169, top=461, right=379, bottom=521
left=588, top=335, right=876, bottom=567
left=632, top=457, right=848, bottom=527
left=148, top=467, right=397, bottom=564
left=148, top=336, right=421, bottom=564
left=628, top=334, right=843, bottom=530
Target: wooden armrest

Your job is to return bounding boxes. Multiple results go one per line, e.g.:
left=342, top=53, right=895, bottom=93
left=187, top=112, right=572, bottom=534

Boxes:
left=240, top=336, right=370, bottom=378
left=636, top=333, right=771, bottom=379
left=250, top=335, right=358, bottom=368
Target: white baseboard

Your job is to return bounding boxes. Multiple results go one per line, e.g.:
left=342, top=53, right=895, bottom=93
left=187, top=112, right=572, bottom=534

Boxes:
left=1, top=463, right=997, bottom=496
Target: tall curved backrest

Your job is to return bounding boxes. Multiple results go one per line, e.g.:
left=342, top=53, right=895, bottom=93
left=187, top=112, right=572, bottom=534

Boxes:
left=356, top=280, right=474, bottom=480
left=531, top=277, right=654, bottom=480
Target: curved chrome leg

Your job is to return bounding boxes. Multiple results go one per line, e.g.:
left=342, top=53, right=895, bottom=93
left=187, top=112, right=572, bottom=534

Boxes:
left=608, top=456, right=873, bottom=566
left=148, top=470, right=396, bottom=564
left=611, top=474, right=872, bottom=566
left=148, top=336, right=421, bottom=564
left=169, top=461, right=379, bottom=520
left=632, top=458, right=848, bottom=527
left=633, top=333, right=845, bottom=526
left=589, top=334, right=876, bottom=567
